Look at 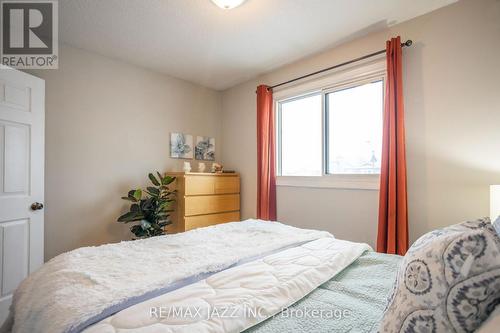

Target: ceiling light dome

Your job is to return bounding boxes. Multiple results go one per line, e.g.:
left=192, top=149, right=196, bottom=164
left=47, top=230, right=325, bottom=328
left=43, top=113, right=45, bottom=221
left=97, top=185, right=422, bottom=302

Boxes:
left=211, top=0, right=246, bottom=10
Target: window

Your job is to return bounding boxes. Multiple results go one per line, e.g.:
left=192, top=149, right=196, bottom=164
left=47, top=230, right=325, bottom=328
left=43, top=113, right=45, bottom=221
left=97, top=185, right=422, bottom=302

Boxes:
left=276, top=68, right=385, bottom=189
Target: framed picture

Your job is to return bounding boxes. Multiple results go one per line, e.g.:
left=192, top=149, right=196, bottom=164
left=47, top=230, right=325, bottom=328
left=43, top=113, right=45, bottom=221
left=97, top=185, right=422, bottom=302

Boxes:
left=195, top=136, right=215, bottom=161
left=170, top=133, right=193, bottom=159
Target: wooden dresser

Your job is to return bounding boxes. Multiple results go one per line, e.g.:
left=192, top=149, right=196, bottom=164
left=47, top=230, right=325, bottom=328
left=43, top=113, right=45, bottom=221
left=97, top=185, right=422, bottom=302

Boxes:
left=166, top=172, right=240, bottom=233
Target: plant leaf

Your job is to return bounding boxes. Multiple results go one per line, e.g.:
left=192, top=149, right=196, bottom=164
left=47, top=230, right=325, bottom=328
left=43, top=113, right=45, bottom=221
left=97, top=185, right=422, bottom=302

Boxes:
left=149, top=173, right=160, bottom=186
left=146, top=187, right=160, bottom=196
left=130, top=204, right=140, bottom=212
left=117, top=211, right=143, bottom=222
left=162, top=176, right=175, bottom=185
left=140, top=220, right=152, bottom=230
left=157, top=172, right=164, bottom=184
left=131, top=225, right=147, bottom=237
left=133, top=189, right=142, bottom=201
left=158, top=200, right=171, bottom=207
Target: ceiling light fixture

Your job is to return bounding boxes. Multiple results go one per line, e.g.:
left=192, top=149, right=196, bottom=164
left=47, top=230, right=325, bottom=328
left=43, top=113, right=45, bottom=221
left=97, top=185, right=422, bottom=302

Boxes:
left=211, top=0, right=246, bottom=10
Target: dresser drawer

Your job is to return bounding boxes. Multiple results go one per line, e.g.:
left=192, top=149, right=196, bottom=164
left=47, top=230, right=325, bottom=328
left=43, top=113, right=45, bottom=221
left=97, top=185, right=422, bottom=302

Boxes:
left=184, top=194, right=240, bottom=216
left=184, top=175, right=240, bottom=195
left=214, top=176, right=240, bottom=194
left=185, top=176, right=214, bottom=195
left=184, top=211, right=240, bottom=231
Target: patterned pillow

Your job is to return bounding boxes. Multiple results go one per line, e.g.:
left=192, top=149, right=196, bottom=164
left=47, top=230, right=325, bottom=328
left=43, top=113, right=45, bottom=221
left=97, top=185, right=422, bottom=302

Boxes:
left=378, top=218, right=500, bottom=333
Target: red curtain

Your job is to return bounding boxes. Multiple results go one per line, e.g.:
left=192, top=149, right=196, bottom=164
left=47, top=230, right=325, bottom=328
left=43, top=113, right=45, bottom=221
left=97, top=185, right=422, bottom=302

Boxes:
left=256, top=85, right=277, bottom=221
left=377, top=36, right=408, bottom=255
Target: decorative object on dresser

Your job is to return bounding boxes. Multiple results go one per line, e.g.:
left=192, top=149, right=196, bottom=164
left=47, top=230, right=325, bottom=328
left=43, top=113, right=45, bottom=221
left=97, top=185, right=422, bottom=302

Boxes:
left=198, top=162, right=206, bottom=172
left=211, top=162, right=223, bottom=173
left=166, top=172, right=240, bottom=232
left=183, top=161, right=192, bottom=172
left=117, top=172, right=176, bottom=238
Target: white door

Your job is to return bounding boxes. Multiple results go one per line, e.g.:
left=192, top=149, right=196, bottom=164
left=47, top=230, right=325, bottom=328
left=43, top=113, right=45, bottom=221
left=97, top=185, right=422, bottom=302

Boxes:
left=0, top=67, right=44, bottom=324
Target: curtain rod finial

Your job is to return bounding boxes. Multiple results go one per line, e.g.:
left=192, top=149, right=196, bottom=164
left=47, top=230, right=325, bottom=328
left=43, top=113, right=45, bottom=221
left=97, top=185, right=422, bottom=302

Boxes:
left=404, top=40, right=413, bottom=47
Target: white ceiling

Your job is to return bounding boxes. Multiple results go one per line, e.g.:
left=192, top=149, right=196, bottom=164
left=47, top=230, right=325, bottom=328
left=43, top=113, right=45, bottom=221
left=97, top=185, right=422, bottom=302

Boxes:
left=60, top=0, right=456, bottom=90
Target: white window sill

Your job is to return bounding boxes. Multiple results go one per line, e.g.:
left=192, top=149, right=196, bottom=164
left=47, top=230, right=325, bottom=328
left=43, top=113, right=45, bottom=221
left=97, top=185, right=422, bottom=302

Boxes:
left=276, top=175, right=380, bottom=190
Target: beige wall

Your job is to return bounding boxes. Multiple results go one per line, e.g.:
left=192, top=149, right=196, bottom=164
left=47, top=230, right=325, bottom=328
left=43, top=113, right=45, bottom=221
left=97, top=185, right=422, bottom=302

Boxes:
left=221, top=0, right=500, bottom=247
left=29, top=45, right=222, bottom=260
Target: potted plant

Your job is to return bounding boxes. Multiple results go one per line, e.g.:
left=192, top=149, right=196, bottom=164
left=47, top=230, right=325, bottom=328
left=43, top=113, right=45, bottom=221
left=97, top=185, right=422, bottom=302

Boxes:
left=117, top=172, right=175, bottom=238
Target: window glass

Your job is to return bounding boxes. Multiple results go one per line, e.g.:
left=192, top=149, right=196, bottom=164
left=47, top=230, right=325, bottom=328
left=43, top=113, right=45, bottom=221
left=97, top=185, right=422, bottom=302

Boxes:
left=327, top=80, right=383, bottom=174
left=280, top=94, right=322, bottom=176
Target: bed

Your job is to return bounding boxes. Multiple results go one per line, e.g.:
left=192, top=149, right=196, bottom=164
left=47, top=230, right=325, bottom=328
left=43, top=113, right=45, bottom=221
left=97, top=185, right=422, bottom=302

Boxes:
left=82, top=251, right=400, bottom=333
left=82, top=245, right=399, bottom=333
left=5, top=220, right=401, bottom=333
left=8, top=218, right=500, bottom=333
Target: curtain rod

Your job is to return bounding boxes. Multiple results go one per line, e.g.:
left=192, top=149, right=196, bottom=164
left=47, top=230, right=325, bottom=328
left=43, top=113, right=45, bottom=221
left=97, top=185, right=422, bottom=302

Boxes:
left=266, top=39, right=413, bottom=91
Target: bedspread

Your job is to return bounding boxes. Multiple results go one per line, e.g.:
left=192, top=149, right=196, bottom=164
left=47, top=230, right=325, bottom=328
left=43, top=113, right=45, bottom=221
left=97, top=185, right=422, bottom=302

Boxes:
left=9, top=220, right=333, bottom=333
left=84, top=237, right=370, bottom=333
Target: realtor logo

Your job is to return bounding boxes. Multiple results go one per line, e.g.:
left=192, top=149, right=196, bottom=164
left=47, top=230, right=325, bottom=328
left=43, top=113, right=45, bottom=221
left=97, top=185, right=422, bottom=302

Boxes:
left=1, top=0, right=58, bottom=69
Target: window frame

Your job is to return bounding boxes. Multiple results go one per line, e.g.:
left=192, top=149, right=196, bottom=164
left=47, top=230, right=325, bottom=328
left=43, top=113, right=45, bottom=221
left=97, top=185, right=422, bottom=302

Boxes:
left=275, top=58, right=386, bottom=190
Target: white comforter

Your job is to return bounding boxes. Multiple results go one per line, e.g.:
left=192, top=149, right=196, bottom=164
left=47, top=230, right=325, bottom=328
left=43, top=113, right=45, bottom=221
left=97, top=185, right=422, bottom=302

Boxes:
left=9, top=220, right=336, bottom=333
left=84, top=237, right=370, bottom=333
